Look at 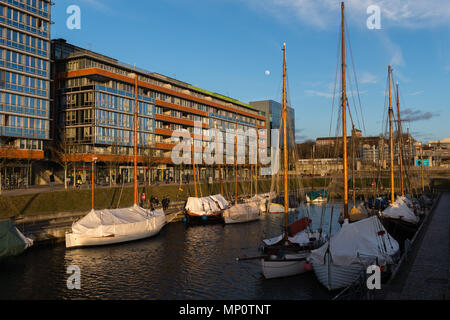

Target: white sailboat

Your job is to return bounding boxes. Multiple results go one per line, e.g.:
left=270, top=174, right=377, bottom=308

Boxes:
left=66, top=72, right=166, bottom=248
left=260, top=43, right=326, bottom=279
left=311, top=3, right=399, bottom=290
left=380, top=77, right=420, bottom=238
left=65, top=205, right=166, bottom=248
left=309, top=216, right=400, bottom=290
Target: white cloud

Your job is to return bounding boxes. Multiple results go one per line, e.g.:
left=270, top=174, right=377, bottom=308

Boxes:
left=409, top=90, right=424, bottom=96
left=79, top=0, right=111, bottom=13
left=304, top=89, right=334, bottom=98
left=304, top=87, right=366, bottom=99
left=360, top=71, right=377, bottom=84
left=243, top=0, right=450, bottom=29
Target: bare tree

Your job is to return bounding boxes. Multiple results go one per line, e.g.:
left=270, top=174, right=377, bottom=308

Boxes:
left=48, top=126, right=73, bottom=189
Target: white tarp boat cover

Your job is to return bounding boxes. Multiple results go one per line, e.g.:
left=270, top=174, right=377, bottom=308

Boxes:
left=209, top=194, right=229, bottom=210
left=263, top=231, right=318, bottom=247
left=309, top=216, right=399, bottom=267
left=185, top=194, right=229, bottom=215
left=382, top=196, right=419, bottom=224
left=71, top=205, right=166, bottom=237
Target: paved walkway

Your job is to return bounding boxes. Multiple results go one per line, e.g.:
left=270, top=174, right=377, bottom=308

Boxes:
left=384, top=193, right=450, bottom=300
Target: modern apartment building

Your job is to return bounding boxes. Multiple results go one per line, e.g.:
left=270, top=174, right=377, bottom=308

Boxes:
left=52, top=39, right=266, bottom=185
left=0, top=0, right=51, bottom=188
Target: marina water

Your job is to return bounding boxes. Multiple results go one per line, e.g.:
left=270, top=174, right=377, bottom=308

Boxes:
left=0, top=202, right=345, bottom=300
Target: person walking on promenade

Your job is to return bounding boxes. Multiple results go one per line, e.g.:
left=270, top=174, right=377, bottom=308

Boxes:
left=49, top=173, right=55, bottom=188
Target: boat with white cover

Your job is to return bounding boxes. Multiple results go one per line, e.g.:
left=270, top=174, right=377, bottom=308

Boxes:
left=380, top=196, right=420, bottom=243
left=223, top=201, right=261, bottom=224
left=0, top=219, right=33, bottom=259
left=184, top=194, right=230, bottom=222
left=382, top=196, right=419, bottom=225
left=309, top=216, right=400, bottom=291
left=65, top=205, right=166, bottom=248
left=245, top=194, right=268, bottom=213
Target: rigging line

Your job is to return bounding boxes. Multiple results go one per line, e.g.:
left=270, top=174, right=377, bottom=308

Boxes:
left=382, top=72, right=389, bottom=138
left=346, top=65, right=361, bottom=131
left=329, top=25, right=342, bottom=137
left=346, top=97, right=356, bottom=129
left=345, top=17, right=366, bottom=135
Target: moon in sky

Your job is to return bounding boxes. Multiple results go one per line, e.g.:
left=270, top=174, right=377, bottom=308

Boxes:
left=265, top=70, right=270, bottom=76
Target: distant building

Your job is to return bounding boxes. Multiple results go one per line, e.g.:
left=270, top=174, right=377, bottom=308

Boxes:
left=428, top=137, right=450, bottom=149
left=249, top=100, right=295, bottom=149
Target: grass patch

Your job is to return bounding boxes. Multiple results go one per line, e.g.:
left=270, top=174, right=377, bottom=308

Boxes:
left=0, top=180, right=274, bottom=218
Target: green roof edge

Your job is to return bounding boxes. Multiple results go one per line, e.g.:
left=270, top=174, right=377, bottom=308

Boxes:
left=188, top=85, right=255, bottom=110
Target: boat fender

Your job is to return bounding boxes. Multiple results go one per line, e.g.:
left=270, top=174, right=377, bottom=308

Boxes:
left=182, top=217, right=187, bottom=224
left=202, top=214, right=208, bottom=221
left=304, top=263, right=313, bottom=271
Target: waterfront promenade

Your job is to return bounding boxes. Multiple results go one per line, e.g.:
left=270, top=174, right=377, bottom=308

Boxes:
left=382, top=192, right=450, bottom=300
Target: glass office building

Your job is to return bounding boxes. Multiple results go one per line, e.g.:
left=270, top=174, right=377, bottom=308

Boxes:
left=249, top=100, right=296, bottom=150
left=0, top=0, right=51, bottom=188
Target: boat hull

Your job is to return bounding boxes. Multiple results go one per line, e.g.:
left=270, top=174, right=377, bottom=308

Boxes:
left=268, top=203, right=297, bottom=214
left=261, top=252, right=310, bottom=279
left=66, top=212, right=166, bottom=249
left=66, top=225, right=165, bottom=249
left=306, top=195, right=328, bottom=203
left=312, top=258, right=363, bottom=291
left=185, top=210, right=223, bottom=224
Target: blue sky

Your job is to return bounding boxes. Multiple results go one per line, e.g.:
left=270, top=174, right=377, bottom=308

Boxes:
left=51, top=0, right=449, bottom=143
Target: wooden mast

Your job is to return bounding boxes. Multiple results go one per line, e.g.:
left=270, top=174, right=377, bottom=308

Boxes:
left=133, top=73, right=138, bottom=205
left=351, top=125, right=356, bottom=208
left=235, top=120, right=238, bottom=205
left=396, top=82, right=405, bottom=196
left=192, top=137, right=198, bottom=198
left=420, top=145, right=425, bottom=192
left=341, top=2, right=349, bottom=219
left=388, top=65, right=395, bottom=203
left=214, top=121, right=223, bottom=195
left=91, top=157, right=95, bottom=210
left=311, top=145, right=315, bottom=190
left=282, top=42, right=289, bottom=240
left=255, top=123, right=258, bottom=196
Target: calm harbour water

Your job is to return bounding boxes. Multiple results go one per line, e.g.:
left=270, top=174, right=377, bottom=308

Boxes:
left=0, top=202, right=345, bottom=300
